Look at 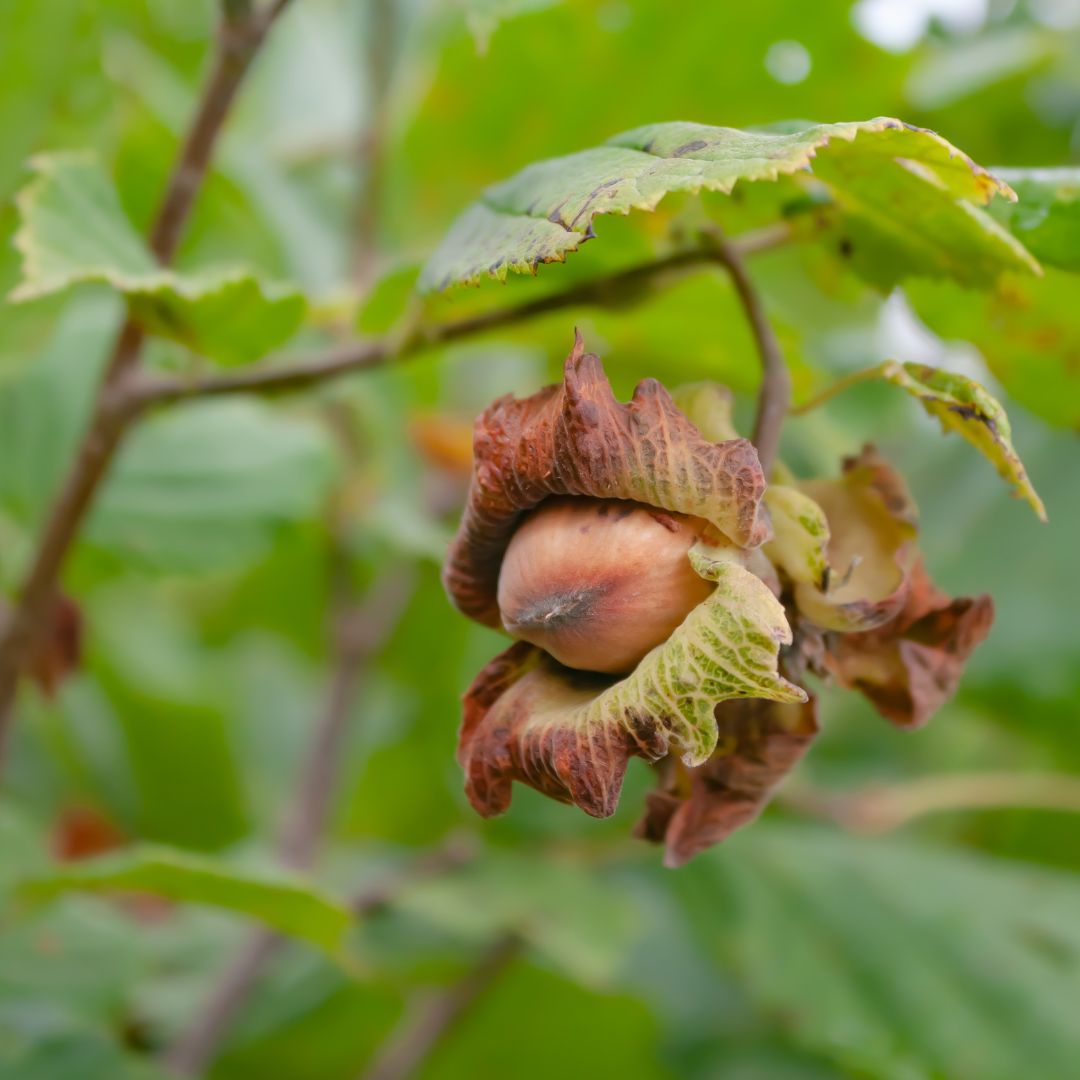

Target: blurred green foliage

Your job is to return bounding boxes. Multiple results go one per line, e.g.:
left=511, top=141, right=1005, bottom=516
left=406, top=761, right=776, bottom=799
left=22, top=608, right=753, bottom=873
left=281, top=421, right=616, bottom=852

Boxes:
left=1, top=1, right=1079, bottom=1079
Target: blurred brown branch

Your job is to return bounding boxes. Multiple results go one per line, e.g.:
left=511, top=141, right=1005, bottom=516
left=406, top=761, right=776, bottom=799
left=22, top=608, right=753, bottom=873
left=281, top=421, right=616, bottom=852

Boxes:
left=358, top=934, right=523, bottom=1080
left=0, top=0, right=296, bottom=758
left=163, top=560, right=415, bottom=1076
left=136, top=221, right=794, bottom=406
left=162, top=835, right=475, bottom=1075
left=703, top=226, right=791, bottom=475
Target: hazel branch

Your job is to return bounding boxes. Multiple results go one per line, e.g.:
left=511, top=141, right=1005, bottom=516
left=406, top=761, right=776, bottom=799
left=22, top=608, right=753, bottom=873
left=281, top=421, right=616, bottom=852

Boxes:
left=787, top=363, right=888, bottom=416
left=357, top=934, right=523, bottom=1080
left=162, top=837, right=474, bottom=1076
left=0, top=1, right=292, bottom=756
left=136, top=223, right=794, bottom=406
left=163, top=562, right=416, bottom=1076
left=703, top=227, right=791, bottom=476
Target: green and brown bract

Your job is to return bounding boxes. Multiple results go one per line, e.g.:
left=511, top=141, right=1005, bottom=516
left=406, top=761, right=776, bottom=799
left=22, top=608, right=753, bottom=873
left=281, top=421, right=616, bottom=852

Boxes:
left=445, top=334, right=996, bottom=864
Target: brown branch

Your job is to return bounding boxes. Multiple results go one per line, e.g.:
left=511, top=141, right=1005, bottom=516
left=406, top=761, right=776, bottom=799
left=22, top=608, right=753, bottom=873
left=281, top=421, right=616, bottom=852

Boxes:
left=0, top=3, right=291, bottom=758
left=163, top=565, right=416, bottom=1076
left=137, top=225, right=792, bottom=407
left=358, top=934, right=522, bottom=1080
left=162, top=836, right=474, bottom=1075
left=704, top=227, right=791, bottom=476
left=279, top=567, right=414, bottom=869
left=161, top=928, right=281, bottom=1075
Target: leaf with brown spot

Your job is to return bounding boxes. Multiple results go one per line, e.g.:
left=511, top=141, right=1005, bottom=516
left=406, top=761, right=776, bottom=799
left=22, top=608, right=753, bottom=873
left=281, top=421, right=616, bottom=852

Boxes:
left=791, top=446, right=919, bottom=632
left=636, top=695, right=819, bottom=867
left=878, top=361, right=1046, bottom=520
left=421, top=118, right=1024, bottom=292
left=822, top=560, right=993, bottom=729
left=443, top=332, right=769, bottom=628
left=458, top=555, right=806, bottom=820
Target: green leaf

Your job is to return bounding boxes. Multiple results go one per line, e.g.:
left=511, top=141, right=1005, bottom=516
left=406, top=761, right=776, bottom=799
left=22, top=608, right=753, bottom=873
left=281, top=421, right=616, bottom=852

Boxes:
left=989, top=168, right=1080, bottom=272
left=878, top=360, right=1045, bottom=520
left=809, top=140, right=1039, bottom=291
left=420, top=118, right=1030, bottom=293
left=88, top=399, right=337, bottom=572
left=10, top=154, right=305, bottom=366
left=679, top=826, right=1080, bottom=1080
left=0, top=0, right=81, bottom=202
left=17, top=846, right=353, bottom=956
left=633, top=550, right=808, bottom=764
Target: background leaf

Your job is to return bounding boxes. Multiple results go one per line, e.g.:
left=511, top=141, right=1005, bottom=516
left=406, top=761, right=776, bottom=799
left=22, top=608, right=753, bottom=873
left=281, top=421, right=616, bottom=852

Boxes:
left=677, top=826, right=1080, bottom=1080
left=990, top=167, right=1080, bottom=271
left=11, top=154, right=306, bottom=366
left=18, top=845, right=354, bottom=956
left=88, top=399, right=337, bottom=572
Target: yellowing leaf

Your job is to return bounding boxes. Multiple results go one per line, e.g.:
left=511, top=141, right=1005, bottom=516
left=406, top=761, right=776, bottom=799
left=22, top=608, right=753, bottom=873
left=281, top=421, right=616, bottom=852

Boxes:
left=763, top=485, right=831, bottom=590
left=879, top=361, right=1046, bottom=521
left=793, top=447, right=918, bottom=632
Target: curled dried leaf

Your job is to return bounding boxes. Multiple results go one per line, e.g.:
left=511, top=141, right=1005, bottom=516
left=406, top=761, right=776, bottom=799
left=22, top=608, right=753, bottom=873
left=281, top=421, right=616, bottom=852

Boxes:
left=792, top=446, right=918, bottom=632
left=823, top=561, right=993, bottom=728
left=443, top=333, right=769, bottom=628
left=636, top=695, right=819, bottom=867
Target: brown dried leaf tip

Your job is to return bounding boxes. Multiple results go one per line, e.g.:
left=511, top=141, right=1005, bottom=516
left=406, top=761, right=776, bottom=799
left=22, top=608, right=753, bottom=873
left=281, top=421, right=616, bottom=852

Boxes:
left=444, top=333, right=994, bottom=864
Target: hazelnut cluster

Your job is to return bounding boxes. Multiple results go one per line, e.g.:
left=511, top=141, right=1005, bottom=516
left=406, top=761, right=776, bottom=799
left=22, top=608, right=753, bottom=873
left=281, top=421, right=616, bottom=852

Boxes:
left=442, top=333, right=993, bottom=865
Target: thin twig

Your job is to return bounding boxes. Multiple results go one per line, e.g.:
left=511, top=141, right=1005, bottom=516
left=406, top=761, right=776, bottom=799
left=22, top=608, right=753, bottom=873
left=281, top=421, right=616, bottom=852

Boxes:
left=784, top=772, right=1080, bottom=834
left=704, top=227, right=791, bottom=475
left=137, top=224, right=792, bottom=406
left=358, top=934, right=522, bottom=1080
left=163, top=565, right=415, bottom=1076
left=161, top=928, right=281, bottom=1075
left=0, top=3, right=291, bottom=757
left=162, top=835, right=475, bottom=1075
left=281, top=569, right=414, bottom=868
left=787, top=363, right=887, bottom=416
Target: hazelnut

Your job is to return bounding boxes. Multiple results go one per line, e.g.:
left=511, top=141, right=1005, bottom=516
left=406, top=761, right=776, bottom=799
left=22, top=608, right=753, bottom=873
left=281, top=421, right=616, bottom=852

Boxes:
left=496, top=496, right=715, bottom=675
